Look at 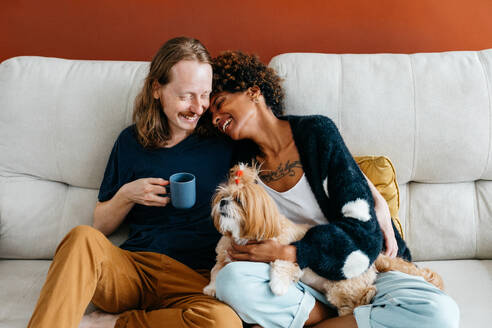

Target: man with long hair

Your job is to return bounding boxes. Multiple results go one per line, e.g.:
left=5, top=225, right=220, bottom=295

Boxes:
left=28, top=37, right=241, bottom=328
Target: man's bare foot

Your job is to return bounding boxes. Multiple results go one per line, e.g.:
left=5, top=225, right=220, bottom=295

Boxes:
left=79, top=310, right=118, bottom=328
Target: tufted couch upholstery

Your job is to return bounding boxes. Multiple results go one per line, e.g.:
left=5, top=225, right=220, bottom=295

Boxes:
left=1, top=50, right=492, bottom=327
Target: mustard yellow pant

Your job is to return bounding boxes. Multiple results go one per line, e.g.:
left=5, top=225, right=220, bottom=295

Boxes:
left=27, top=225, right=242, bottom=328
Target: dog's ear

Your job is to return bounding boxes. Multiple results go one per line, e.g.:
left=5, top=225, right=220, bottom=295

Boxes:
left=241, top=186, right=282, bottom=240
left=211, top=187, right=228, bottom=232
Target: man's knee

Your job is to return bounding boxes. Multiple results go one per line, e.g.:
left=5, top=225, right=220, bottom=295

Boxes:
left=66, top=225, right=102, bottom=241
left=55, top=225, right=106, bottom=255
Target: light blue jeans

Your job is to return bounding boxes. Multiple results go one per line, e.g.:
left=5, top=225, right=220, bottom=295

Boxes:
left=215, top=262, right=459, bottom=328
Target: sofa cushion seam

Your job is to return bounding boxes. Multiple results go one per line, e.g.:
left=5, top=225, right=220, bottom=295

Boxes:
left=476, top=51, right=492, bottom=180
left=408, top=54, right=418, bottom=182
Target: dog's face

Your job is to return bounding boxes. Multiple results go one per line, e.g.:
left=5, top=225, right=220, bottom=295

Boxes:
left=211, top=164, right=282, bottom=242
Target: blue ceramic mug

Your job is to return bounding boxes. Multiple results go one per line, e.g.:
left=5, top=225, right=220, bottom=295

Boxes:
left=169, top=172, right=196, bottom=209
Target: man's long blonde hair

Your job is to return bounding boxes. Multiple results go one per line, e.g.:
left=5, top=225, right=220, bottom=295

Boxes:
left=133, top=37, right=212, bottom=149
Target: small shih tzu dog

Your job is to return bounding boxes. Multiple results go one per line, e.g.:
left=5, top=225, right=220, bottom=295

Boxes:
left=203, top=164, right=443, bottom=315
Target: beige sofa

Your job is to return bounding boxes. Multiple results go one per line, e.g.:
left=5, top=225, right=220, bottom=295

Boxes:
left=1, top=50, right=491, bottom=327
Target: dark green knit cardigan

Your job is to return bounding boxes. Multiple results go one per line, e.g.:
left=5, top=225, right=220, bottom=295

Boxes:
left=235, top=115, right=411, bottom=281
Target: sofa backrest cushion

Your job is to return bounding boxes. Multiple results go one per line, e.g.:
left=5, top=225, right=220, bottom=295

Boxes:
left=0, top=57, right=146, bottom=258
left=1, top=51, right=492, bottom=261
left=269, top=50, right=492, bottom=260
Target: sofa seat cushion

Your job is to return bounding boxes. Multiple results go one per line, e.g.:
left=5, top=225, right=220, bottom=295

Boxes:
left=0, top=260, right=51, bottom=328
left=0, top=260, right=98, bottom=328
left=1, top=259, right=489, bottom=328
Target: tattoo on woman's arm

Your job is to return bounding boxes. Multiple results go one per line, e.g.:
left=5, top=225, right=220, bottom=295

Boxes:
left=259, top=160, right=303, bottom=182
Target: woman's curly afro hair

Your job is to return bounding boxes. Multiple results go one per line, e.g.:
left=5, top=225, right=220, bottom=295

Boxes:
left=211, top=51, right=285, bottom=117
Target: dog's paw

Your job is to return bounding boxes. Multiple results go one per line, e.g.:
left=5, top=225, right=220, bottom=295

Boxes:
left=203, top=283, right=216, bottom=297
left=270, top=260, right=299, bottom=296
left=269, top=277, right=291, bottom=296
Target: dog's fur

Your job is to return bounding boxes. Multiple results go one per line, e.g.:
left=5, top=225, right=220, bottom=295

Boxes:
left=203, top=164, right=443, bottom=315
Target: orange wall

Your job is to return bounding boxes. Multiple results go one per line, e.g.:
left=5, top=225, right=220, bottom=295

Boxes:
left=2, top=0, right=492, bottom=64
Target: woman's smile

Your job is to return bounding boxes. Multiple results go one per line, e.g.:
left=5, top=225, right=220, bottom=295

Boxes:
left=219, top=117, right=233, bottom=133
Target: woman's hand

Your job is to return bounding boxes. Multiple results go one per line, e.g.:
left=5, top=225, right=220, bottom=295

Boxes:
left=363, top=173, right=398, bottom=257
left=375, top=200, right=398, bottom=257
left=121, top=178, right=170, bottom=207
left=228, top=240, right=297, bottom=263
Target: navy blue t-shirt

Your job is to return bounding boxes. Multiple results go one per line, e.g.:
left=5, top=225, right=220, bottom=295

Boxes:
left=98, top=125, right=234, bottom=270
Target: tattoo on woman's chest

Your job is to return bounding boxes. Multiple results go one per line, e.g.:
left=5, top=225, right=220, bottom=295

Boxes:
left=259, top=160, right=303, bottom=183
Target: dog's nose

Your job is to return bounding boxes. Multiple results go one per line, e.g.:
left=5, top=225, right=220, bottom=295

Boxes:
left=220, top=199, right=228, bottom=207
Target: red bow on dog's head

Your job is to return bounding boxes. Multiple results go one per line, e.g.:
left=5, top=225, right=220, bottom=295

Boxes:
left=229, top=163, right=260, bottom=187
left=235, top=169, right=243, bottom=185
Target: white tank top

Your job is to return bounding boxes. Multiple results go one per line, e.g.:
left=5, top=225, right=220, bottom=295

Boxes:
left=258, top=174, right=328, bottom=225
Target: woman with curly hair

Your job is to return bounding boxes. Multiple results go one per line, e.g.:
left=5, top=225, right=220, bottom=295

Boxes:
left=207, top=51, right=459, bottom=328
